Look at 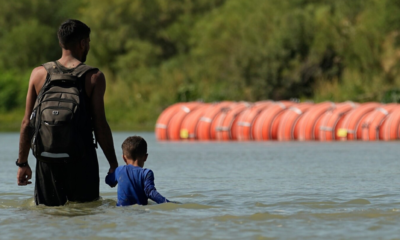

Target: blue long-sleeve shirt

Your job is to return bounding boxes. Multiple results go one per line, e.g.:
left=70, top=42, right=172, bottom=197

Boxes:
left=105, top=165, right=169, bottom=206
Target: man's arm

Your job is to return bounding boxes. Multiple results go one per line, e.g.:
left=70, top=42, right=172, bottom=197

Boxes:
left=144, top=170, right=169, bottom=204
left=17, top=67, right=44, bottom=185
left=89, top=71, right=118, bottom=173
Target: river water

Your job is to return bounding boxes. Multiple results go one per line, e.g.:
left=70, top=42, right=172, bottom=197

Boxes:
left=1, top=132, right=400, bottom=239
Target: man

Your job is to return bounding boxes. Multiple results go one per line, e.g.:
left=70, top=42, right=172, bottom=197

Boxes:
left=16, top=19, right=118, bottom=206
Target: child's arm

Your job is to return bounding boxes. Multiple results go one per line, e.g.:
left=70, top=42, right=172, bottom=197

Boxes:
left=144, top=170, right=169, bottom=204
left=105, top=167, right=119, bottom=187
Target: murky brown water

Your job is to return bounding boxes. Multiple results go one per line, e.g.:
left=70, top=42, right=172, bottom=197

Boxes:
left=1, top=133, right=400, bottom=239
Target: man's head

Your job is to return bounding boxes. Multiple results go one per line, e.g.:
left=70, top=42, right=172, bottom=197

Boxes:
left=58, top=19, right=91, bottom=62
left=122, top=136, right=148, bottom=167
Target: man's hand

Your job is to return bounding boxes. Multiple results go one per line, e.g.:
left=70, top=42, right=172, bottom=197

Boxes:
left=106, top=170, right=117, bottom=188
left=17, top=166, right=32, bottom=186
left=107, top=164, right=118, bottom=188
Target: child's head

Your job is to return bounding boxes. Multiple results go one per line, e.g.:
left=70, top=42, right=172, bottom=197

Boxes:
left=121, top=136, right=148, bottom=167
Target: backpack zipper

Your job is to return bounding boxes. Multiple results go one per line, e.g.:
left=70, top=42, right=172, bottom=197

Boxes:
left=40, top=98, right=78, bottom=105
left=40, top=106, right=76, bottom=114
left=43, top=91, right=79, bottom=96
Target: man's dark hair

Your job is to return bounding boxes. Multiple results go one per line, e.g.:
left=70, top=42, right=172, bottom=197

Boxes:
left=122, top=136, right=147, bottom=160
left=58, top=19, right=91, bottom=49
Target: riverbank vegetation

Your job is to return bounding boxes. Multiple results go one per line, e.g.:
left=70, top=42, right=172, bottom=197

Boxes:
left=1, top=0, right=400, bottom=131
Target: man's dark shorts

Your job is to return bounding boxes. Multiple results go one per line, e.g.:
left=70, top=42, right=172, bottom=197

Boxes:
left=34, top=147, right=99, bottom=206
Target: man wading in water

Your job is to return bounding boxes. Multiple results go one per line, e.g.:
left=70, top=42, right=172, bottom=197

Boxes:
left=16, top=19, right=119, bottom=206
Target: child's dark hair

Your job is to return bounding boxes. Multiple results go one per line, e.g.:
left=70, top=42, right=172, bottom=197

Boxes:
left=122, top=136, right=147, bottom=160
left=58, top=19, right=91, bottom=49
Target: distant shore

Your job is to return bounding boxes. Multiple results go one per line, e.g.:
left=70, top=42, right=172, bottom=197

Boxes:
left=0, top=111, right=155, bottom=132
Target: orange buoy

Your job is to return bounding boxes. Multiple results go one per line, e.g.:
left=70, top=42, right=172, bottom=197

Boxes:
left=360, top=104, right=398, bottom=141
left=277, top=103, right=313, bottom=141
left=379, top=105, right=400, bottom=141
left=235, top=101, right=274, bottom=140
left=214, top=102, right=250, bottom=141
left=297, top=102, right=335, bottom=141
left=209, top=102, right=238, bottom=140
left=252, top=101, right=294, bottom=140
left=155, top=103, right=183, bottom=140
left=234, top=107, right=252, bottom=140
left=336, top=102, right=380, bottom=140
left=179, top=104, right=211, bottom=140
left=196, top=101, right=233, bottom=140
left=318, top=102, right=358, bottom=141
left=167, top=102, right=203, bottom=140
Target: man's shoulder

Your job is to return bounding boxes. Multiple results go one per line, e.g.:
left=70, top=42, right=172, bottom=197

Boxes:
left=31, top=65, right=47, bottom=76
left=29, top=66, right=47, bottom=86
left=84, top=67, right=105, bottom=83
left=80, top=64, right=100, bottom=74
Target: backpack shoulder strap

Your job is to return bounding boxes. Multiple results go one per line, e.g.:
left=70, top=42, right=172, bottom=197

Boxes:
left=36, top=62, right=57, bottom=101
left=73, top=64, right=99, bottom=78
left=42, top=61, right=59, bottom=75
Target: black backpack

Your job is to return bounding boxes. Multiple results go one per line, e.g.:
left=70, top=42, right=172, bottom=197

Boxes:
left=30, top=61, right=98, bottom=162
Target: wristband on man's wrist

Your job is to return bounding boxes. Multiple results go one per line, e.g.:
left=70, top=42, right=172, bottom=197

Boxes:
left=16, top=159, right=29, bottom=168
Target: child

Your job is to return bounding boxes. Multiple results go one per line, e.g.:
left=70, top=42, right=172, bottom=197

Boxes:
left=105, top=136, right=169, bottom=206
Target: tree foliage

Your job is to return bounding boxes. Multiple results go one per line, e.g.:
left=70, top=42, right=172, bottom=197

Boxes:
left=1, top=0, right=400, bottom=129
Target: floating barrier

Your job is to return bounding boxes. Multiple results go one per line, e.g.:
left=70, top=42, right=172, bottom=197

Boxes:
left=167, top=102, right=202, bottom=140
left=360, top=104, right=397, bottom=141
left=380, top=105, right=400, bottom=141
left=277, top=103, right=313, bottom=141
left=297, top=102, right=335, bottom=141
left=337, top=102, right=380, bottom=140
left=319, top=102, right=358, bottom=141
left=155, top=103, right=182, bottom=140
left=252, top=101, right=294, bottom=140
left=215, top=102, right=249, bottom=141
left=179, top=103, right=211, bottom=140
left=196, top=101, right=232, bottom=140
left=155, top=101, right=400, bottom=141
left=236, top=101, right=273, bottom=141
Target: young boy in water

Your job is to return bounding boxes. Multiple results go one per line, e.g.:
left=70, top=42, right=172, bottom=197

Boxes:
left=105, top=136, right=169, bottom=206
